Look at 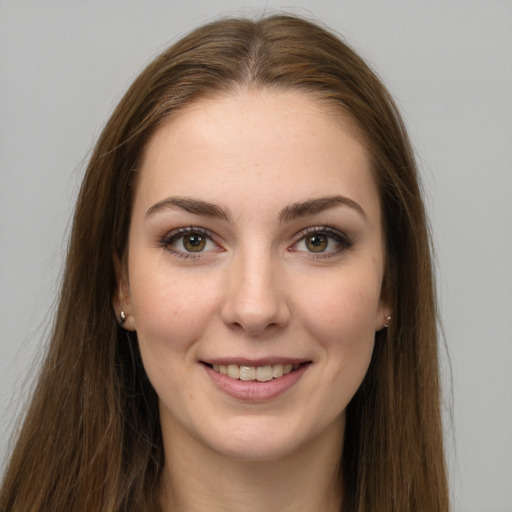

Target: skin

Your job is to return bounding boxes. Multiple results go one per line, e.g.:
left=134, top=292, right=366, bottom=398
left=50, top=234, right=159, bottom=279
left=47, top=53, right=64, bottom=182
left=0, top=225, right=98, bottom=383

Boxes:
left=114, top=89, right=391, bottom=511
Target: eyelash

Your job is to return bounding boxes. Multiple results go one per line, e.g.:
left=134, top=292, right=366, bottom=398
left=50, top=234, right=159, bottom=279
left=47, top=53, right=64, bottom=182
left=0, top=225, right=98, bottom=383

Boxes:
left=159, top=225, right=353, bottom=260
left=159, top=227, right=219, bottom=259
left=290, top=226, right=353, bottom=259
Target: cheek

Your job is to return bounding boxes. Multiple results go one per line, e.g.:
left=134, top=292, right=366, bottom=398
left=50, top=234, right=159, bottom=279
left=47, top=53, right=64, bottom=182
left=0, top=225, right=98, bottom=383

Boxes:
left=296, top=268, right=381, bottom=378
left=300, top=271, right=382, bottom=338
left=129, top=264, right=221, bottom=351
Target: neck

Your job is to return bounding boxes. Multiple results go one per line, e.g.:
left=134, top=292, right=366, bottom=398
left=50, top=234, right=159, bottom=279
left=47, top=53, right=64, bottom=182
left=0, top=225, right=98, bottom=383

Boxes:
left=159, top=416, right=344, bottom=512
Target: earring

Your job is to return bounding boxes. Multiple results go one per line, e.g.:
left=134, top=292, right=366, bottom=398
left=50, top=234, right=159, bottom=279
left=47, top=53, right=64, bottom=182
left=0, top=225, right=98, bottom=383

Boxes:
left=120, top=310, right=127, bottom=325
left=384, top=315, right=391, bottom=328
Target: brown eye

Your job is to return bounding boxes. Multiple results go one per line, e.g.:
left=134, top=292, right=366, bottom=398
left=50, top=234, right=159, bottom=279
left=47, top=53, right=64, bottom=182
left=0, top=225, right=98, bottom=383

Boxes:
left=183, top=233, right=206, bottom=252
left=163, top=228, right=219, bottom=257
left=291, top=227, right=352, bottom=258
left=305, top=234, right=328, bottom=252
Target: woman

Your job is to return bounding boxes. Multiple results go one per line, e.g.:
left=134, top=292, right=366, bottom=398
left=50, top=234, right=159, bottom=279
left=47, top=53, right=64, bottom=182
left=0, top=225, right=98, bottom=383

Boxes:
left=0, top=14, right=449, bottom=511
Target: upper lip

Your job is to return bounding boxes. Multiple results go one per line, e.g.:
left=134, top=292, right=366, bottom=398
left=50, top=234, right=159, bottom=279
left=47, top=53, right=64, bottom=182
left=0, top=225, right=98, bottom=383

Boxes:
left=202, top=357, right=310, bottom=367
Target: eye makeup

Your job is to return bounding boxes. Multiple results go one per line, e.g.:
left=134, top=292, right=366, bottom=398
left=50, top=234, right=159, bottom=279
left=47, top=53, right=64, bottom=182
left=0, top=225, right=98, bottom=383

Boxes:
left=289, top=226, right=354, bottom=260
left=159, top=226, right=222, bottom=259
left=158, top=223, right=354, bottom=262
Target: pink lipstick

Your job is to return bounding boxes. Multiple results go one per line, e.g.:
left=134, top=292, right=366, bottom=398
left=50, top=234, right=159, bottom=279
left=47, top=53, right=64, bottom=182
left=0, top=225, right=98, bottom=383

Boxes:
left=202, top=360, right=311, bottom=401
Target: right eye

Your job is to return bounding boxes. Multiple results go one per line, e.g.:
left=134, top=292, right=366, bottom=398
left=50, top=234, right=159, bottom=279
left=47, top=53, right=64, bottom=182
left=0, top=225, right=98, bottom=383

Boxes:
left=161, top=228, right=219, bottom=258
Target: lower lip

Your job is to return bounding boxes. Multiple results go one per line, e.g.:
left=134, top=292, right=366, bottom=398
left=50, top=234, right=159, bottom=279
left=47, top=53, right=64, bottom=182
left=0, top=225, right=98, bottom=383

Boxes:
left=203, top=363, right=310, bottom=402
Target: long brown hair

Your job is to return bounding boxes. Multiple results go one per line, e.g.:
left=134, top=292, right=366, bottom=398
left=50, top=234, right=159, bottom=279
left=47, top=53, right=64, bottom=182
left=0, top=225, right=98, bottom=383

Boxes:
left=0, top=14, right=449, bottom=511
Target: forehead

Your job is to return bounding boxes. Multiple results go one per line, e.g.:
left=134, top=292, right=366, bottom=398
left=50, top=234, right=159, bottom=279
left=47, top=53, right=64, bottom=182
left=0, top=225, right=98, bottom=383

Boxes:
left=135, top=89, right=380, bottom=224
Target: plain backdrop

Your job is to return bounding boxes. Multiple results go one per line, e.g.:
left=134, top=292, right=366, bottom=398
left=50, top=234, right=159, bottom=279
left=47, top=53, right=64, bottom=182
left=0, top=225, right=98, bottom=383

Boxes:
left=1, top=1, right=511, bottom=510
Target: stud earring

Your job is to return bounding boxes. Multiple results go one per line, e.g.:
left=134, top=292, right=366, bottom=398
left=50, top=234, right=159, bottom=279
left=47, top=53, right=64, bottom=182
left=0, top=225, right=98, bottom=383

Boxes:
left=384, top=315, right=391, bottom=328
left=120, top=311, right=127, bottom=325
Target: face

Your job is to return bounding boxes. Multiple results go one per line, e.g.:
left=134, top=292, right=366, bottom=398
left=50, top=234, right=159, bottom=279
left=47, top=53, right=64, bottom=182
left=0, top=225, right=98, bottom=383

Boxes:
left=115, top=90, right=390, bottom=462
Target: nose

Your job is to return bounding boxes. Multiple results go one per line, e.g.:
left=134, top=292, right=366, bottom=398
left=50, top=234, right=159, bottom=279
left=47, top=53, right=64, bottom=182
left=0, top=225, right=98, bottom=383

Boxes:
left=220, top=248, right=290, bottom=336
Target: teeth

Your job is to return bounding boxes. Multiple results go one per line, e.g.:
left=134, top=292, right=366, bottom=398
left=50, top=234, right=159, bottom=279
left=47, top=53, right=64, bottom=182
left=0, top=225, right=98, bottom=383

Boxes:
left=227, top=364, right=240, bottom=379
left=239, top=366, right=256, bottom=381
left=211, top=363, right=300, bottom=381
left=256, top=365, right=273, bottom=382
left=272, top=364, right=284, bottom=378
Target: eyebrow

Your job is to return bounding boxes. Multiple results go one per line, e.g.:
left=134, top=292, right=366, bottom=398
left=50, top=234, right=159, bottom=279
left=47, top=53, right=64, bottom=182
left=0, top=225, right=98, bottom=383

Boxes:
left=278, top=195, right=369, bottom=224
left=145, top=197, right=231, bottom=221
left=145, top=195, right=368, bottom=224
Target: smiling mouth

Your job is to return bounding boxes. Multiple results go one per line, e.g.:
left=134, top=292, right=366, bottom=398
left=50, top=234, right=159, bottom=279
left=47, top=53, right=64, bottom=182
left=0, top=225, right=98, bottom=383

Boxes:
left=204, top=362, right=306, bottom=382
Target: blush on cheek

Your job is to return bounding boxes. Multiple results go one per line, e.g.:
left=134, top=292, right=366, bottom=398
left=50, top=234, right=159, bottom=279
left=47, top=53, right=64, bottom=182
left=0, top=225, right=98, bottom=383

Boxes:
left=306, top=286, right=379, bottom=332
left=302, top=290, right=378, bottom=375
left=132, top=282, right=221, bottom=350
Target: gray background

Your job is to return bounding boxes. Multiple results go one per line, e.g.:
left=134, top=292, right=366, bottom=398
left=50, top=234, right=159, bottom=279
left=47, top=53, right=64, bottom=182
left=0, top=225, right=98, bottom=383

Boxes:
left=1, top=1, right=511, bottom=510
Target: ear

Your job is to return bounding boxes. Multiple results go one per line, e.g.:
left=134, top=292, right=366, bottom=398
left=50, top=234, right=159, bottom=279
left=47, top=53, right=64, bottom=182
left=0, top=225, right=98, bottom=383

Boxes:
left=375, top=272, right=393, bottom=332
left=113, top=253, right=136, bottom=331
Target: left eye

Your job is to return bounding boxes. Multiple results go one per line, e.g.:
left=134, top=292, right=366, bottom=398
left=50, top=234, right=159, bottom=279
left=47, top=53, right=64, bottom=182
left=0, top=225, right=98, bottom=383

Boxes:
left=303, top=234, right=330, bottom=252
left=292, top=228, right=351, bottom=255
left=295, top=234, right=337, bottom=253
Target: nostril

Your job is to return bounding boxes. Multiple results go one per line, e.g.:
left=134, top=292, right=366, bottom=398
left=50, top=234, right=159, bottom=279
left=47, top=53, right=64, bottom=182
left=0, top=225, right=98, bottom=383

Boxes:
left=220, top=278, right=291, bottom=335
left=228, top=320, right=282, bottom=336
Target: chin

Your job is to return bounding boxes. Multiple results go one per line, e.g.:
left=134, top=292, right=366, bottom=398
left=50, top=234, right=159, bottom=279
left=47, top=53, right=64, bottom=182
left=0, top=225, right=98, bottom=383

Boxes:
left=211, top=436, right=304, bottom=462
left=199, top=413, right=343, bottom=463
